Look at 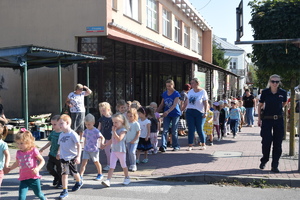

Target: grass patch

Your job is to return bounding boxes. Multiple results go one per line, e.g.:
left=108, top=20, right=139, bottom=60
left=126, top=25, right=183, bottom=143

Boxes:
left=211, top=179, right=291, bottom=189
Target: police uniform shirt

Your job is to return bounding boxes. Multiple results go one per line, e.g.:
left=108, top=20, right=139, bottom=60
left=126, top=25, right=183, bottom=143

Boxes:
left=259, top=88, right=287, bottom=116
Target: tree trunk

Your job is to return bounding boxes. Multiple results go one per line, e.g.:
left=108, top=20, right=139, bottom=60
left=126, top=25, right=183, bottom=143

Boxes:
left=284, top=106, right=287, bottom=140
left=289, top=79, right=296, bottom=156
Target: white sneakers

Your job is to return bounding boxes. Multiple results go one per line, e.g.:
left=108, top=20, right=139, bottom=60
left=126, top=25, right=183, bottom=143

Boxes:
left=101, top=180, right=110, bottom=187
left=123, top=178, right=131, bottom=185
left=101, top=177, right=131, bottom=187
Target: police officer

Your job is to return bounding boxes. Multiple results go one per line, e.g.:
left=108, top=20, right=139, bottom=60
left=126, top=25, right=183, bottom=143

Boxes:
left=257, top=74, right=287, bottom=173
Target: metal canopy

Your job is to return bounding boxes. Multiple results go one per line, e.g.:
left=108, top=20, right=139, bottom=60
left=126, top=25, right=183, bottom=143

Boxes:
left=0, top=45, right=105, bottom=129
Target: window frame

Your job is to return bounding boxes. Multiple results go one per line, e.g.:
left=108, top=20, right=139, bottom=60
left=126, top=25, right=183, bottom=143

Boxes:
left=162, top=8, right=171, bottom=38
left=146, top=0, right=158, bottom=31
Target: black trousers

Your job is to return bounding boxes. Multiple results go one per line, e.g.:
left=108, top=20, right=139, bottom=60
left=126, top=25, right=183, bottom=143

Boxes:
left=260, top=118, right=284, bottom=168
left=47, top=154, right=62, bottom=183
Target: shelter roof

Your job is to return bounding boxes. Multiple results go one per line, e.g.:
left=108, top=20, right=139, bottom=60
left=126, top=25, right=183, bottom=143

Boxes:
left=0, top=44, right=105, bottom=69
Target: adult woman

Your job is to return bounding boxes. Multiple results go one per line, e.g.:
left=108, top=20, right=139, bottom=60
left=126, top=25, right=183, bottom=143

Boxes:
left=243, top=89, right=256, bottom=127
left=157, top=79, right=181, bottom=152
left=66, top=84, right=92, bottom=142
left=182, top=78, right=208, bottom=151
left=258, top=74, right=287, bottom=173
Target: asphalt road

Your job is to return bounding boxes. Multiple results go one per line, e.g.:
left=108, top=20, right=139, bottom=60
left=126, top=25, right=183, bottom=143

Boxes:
left=1, top=174, right=299, bottom=200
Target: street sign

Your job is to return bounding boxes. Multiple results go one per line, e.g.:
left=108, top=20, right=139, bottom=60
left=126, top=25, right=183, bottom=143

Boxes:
left=236, top=0, right=243, bottom=42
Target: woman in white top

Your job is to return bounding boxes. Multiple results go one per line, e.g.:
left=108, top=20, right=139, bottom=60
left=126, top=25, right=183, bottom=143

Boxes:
left=182, top=78, right=208, bottom=151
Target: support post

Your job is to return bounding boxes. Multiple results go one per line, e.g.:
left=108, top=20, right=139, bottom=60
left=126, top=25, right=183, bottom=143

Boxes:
left=58, top=59, right=62, bottom=114
left=86, top=63, right=90, bottom=114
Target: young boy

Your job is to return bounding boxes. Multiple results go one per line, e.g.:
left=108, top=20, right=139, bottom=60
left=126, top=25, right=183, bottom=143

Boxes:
left=57, top=114, right=82, bottom=199
left=79, top=113, right=105, bottom=180
left=229, top=100, right=241, bottom=139
left=39, top=115, right=62, bottom=188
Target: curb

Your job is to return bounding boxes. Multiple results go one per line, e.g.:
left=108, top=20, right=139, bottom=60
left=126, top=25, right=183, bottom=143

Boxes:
left=153, top=173, right=300, bottom=187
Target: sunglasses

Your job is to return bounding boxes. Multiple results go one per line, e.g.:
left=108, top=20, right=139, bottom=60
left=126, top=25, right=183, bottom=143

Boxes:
left=270, top=80, right=280, bottom=84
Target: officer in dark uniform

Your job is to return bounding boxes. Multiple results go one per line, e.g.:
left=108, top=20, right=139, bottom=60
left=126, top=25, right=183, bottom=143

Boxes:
left=257, top=74, right=287, bottom=173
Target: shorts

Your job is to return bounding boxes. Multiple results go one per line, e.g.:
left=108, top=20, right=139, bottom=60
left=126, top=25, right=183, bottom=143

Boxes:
left=82, top=150, right=99, bottom=162
left=71, top=112, right=85, bottom=133
left=61, top=157, right=78, bottom=175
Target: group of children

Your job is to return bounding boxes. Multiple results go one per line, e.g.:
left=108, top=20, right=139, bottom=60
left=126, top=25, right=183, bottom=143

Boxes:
left=0, top=99, right=161, bottom=200
left=203, top=99, right=246, bottom=146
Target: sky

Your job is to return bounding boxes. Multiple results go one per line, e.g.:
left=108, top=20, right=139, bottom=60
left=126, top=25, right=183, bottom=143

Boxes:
left=188, top=0, right=253, bottom=54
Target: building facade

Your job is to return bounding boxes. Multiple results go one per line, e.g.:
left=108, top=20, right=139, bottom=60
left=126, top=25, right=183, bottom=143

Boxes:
left=0, top=0, right=237, bottom=117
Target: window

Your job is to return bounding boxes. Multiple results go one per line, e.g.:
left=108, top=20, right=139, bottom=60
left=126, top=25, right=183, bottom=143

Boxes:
left=124, top=0, right=139, bottom=21
left=146, top=0, right=157, bottom=31
left=230, top=58, right=237, bottom=69
left=174, top=18, right=181, bottom=44
left=162, top=8, right=171, bottom=38
left=184, top=26, right=190, bottom=48
left=191, top=28, right=197, bottom=52
left=198, top=36, right=202, bottom=55
left=112, top=0, right=117, bottom=10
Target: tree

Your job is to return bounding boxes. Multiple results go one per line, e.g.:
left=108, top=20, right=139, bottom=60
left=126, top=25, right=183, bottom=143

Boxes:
left=212, top=43, right=231, bottom=69
left=249, top=0, right=300, bottom=156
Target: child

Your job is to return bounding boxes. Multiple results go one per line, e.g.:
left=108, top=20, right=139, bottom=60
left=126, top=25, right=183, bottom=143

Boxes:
left=98, top=102, right=113, bottom=171
left=136, top=107, right=152, bottom=163
left=101, top=113, right=130, bottom=187
left=0, top=122, right=10, bottom=187
left=39, top=115, right=62, bottom=188
left=203, top=103, right=214, bottom=146
left=57, top=114, right=82, bottom=199
left=218, top=100, right=226, bottom=138
left=80, top=113, right=105, bottom=180
left=223, top=100, right=231, bottom=136
left=229, top=100, right=241, bottom=138
left=8, top=129, right=46, bottom=200
left=213, top=102, right=221, bottom=141
left=149, top=102, right=161, bottom=134
left=126, top=108, right=140, bottom=172
left=147, top=107, right=159, bottom=154
left=116, top=99, right=128, bottom=117
left=238, top=100, right=246, bottom=132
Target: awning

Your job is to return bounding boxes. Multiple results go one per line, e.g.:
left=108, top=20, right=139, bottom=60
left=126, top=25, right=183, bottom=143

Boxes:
left=0, top=45, right=105, bottom=128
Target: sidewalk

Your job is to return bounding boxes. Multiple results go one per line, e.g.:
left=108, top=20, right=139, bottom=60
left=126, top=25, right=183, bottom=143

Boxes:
left=7, top=119, right=300, bottom=187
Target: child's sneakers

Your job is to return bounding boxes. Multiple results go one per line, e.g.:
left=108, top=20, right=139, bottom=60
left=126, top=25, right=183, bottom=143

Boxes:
left=131, top=165, right=137, bottom=172
left=123, top=177, right=131, bottom=185
left=103, top=165, right=110, bottom=171
left=141, top=158, right=148, bottom=163
left=95, top=174, right=103, bottom=181
left=59, top=189, right=68, bottom=199
left=101, top=179, right=111, bottom=187
left=72, top=179, right=83, bottom=191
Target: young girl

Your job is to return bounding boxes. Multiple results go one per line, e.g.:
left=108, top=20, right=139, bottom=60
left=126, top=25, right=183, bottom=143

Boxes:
left=116, top=99, right=128, bottom=117
left=98, top=102, right=113, bottom=171
left=8, top=129, right=46, bottom=200
left=126, top=108, right=140, bottom=172
left=80, top=114, right=105, bottom=180
left=229, top=100, right=241, bottom=138
left=136, top=107, right=152, bottom=163
left=101, top=113, right=130, bottom=187
left=0, top=122, right=10, bottom=187
left=238, top=100, right=246, bottom=132
left=213, top=102, right=221, bottom=141
left=147, top=107, right=159, bottom=154
left=203, top=103, right=214, bottom=146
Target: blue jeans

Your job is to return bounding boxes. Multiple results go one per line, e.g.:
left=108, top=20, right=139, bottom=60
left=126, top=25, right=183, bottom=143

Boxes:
left=245, top=107, right=254, bottom=125
left=19, top=179, right=46, bottom=200
left=260, top=118, right=284, bottom=168
left=126, top=143, right=138, bottom=166
left=186, top=109, right=206, bottom=144
left=161, top=115, right=180, bottom=149
left=230, top=119, right=239, bottom=136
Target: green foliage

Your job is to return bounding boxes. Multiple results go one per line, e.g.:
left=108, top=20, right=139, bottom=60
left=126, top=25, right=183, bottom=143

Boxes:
left=212, top=44, right=231, bottom=69
left=249, top=0, right=300, bottom=89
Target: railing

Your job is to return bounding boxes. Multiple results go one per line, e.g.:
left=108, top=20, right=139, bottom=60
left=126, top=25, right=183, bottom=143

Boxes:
left=229, top=69, right=245, bottom=76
